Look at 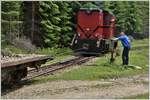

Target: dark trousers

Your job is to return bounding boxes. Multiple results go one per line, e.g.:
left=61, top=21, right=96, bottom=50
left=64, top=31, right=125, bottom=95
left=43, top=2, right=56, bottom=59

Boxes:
left=122, top=47, right=130, bottom=65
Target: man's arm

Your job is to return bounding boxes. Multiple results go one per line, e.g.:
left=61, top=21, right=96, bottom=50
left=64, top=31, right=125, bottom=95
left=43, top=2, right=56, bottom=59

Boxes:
left=111, top=37, right=118, bottom=41
left=112, top=36, right=124, bottom=41
left=117, top=35, right=125, bottom=40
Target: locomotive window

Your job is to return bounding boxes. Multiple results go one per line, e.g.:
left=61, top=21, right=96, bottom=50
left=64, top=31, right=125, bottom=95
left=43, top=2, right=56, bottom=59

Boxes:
left=104, top=15, right=111, bottom=25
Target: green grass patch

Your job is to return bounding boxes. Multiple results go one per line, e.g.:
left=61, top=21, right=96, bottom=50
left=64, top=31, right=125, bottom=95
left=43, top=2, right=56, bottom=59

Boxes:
left=131, top=38, right=149, bottom=47
left=32, top=43, right=149, bottom=83
left=2, top=38, right=148, bottom=56
left=35, top=47, right=74, bottom=65
left=44, top=55, right=75, bottom=65
left=2, top=43, right=74, bottom=65
left=2, top=42, right=74, bottom=66
left=2, top=39, right=149, bottom=84
left=123, top=93, right=149, bottom=99
left=2, top=43, right=73, bottom=60
left=35, top=47, right=73, bottom=56
left=1, top=44, right=29, bottom=54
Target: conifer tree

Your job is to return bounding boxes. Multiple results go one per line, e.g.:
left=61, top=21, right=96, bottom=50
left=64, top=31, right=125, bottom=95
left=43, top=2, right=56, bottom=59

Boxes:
left=1, top=1, right=21, bottom=42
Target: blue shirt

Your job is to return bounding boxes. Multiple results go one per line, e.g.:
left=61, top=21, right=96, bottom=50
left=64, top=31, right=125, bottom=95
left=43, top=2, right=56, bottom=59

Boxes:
left=117, top=35, right=131, bottom=48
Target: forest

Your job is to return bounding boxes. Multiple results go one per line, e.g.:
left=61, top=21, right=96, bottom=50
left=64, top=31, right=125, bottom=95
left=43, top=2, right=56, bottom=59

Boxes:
left=1, top=1, right=149, bottom=99
left=1, top=1, right=149, bottom=49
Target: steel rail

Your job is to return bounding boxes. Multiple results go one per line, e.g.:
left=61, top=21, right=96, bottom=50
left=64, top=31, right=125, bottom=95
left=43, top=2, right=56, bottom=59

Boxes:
left=23, top=56, right=96, bottom=81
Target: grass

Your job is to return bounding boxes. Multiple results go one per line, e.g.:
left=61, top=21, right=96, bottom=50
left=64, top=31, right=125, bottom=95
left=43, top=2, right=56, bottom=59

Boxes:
left=2, top=39, right=149, bottom=83
left=131, top=38, right=149, bottom=47
left=123, top=93, right=149, bottom=99
left=30, top=39, right=149, bottom=83
left=44, top=55, right=75, bottom=65
left=35, top=47, right=74, bottom=65
left=2, top=43, right=75, bottom=66
left=1, top=44, right=29, bottom=54
left=2, top=43, right=74, bottom=64
left=35, top=47, right=73, bottom=56
left=2, top=44, right=73, bottom=55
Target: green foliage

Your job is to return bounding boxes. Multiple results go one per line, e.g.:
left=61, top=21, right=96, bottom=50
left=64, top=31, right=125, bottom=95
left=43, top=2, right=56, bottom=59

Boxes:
left=101, top=1, right=149, bottom=34
left=1, top=1, right=21, bottom=22
left=1, top=1, right=22, bottom=44
left=1, top=1, right=149, bottom=48
left=39, top=1, right=73, bottom=48
left=81, top=2, right=99, bottom=9
left=2, top=1, right=20, bottom=12
left=40, top=1, right=148, bottom=47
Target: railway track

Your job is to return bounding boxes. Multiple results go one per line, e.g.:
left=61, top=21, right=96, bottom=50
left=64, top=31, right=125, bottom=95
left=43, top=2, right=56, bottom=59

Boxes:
left=1, top=55, right=96, bottom=94
left=23, top=56, right=96, bottom=81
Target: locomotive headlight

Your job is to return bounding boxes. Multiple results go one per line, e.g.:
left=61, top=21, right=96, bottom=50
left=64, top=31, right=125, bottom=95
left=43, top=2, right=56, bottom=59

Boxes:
left=86, top=28, right=90, bottom=31
left=78, top=33, right=80, bottom=36
left=111, top=19, right=115, bottom=22
left=95, top=33, right=99, bottom=37
left=95, top=34, right=98, bottom=37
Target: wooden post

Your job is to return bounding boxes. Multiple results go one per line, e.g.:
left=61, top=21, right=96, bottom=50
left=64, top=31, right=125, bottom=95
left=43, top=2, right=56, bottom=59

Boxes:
left=110, top=49, right=115, bottom=63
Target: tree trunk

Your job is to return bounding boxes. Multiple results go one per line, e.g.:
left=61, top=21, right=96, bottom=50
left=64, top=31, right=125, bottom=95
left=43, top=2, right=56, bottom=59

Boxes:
left=22, top=1, right=44, bottom=47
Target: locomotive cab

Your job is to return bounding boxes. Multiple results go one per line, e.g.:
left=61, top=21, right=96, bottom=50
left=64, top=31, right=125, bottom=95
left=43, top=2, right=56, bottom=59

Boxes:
left=71, top=8, right=117, bottom=55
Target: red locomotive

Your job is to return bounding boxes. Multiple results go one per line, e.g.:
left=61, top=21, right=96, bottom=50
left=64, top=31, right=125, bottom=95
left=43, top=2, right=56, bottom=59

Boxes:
left=71, top=8, right=118, bottom=55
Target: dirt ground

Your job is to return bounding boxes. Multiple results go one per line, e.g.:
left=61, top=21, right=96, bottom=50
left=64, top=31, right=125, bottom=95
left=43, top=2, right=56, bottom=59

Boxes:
left=2, top=73, right=149, bottom=99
